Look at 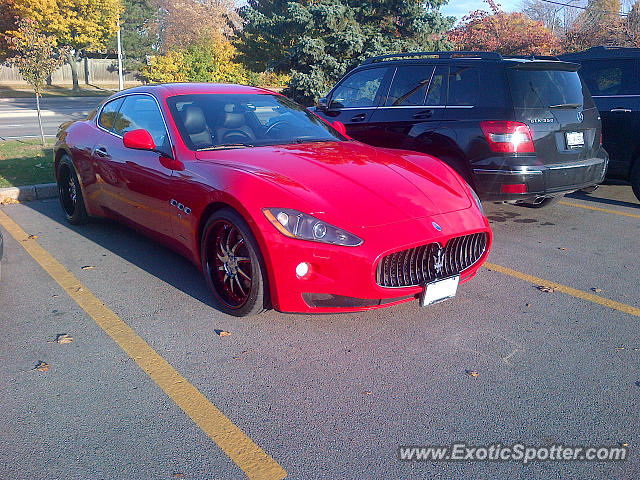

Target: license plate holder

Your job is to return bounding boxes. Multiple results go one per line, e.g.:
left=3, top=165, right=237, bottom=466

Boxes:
left=566, top=131, right=584, bottom=148
left=420, top=275, right=460, bottom=307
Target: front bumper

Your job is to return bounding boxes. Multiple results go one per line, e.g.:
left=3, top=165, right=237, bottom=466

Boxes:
left=472, top=156, right=608, bottom=201
left=259, top=209, right=492, bottom=313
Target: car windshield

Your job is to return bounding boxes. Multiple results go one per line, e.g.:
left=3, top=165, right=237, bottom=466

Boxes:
left=507, top=69, right=591, bottom=109
left=166, top=93, right=345, bottom=150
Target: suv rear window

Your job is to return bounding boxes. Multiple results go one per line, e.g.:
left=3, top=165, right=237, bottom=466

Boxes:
left=508, top=69, right=587, bottom=109
left=578, top=59, right=638, bottom=96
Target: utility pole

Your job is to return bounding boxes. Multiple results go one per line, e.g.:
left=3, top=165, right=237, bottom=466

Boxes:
left=117, top=18, right=124, bottom=91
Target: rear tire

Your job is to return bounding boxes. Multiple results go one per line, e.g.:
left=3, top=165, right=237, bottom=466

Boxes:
left=518, top=194, right=564, bottom=209
left=201, top=208, right=268, bottom=317
left=57, top=154, right=89, bottom=225
left=631, top=162, right=640, bottom=202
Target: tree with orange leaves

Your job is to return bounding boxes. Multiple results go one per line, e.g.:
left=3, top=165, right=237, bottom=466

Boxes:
left=448, top=0, right=557, bottom=55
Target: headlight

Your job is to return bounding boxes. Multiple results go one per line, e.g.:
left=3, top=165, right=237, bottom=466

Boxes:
left=263, top=208, right=363, bottom=246
left=468, top=185, right=485, bottom=216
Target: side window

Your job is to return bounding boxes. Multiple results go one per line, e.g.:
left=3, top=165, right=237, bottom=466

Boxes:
left=329, top=68, right=388, bottom=109
left=579, top=60, right=636, bottom=96
left=385, top=65, right=435, bottom=106
left=98, top=97, right=124, bottom=131
left=425, top=66, right=447, bottom=106
left=448, top=66, right=479, bottom=106
left=115, top=95, right=168, bottom=148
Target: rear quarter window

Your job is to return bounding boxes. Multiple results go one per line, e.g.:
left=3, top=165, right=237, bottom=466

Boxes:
left=448, top=66, right=479, bottom=106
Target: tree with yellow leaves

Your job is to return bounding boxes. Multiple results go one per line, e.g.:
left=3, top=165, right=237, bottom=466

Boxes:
left=14, top=0, right=122, bottom=91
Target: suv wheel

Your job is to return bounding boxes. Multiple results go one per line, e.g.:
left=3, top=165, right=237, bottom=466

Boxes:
left=631, top=161, right=640, bottom=202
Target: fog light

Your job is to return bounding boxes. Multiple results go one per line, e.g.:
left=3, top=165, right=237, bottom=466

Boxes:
left=296, top=262, right=310, bottom=277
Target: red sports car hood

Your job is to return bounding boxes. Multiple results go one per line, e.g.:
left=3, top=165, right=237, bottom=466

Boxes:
left=196, top=141, right=471, bottom=228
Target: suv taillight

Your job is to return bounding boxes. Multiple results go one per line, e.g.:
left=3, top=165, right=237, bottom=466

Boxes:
left=480, top=121, right=535, bottom=153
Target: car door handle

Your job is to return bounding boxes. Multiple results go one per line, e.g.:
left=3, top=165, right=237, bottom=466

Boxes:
left=610, top=108, right=632, bottom=113
left=94, top=146, right=109, bottom=157
left=350, top=113, right=367, bottom=122
left=413, top=110, right=433, bottom=120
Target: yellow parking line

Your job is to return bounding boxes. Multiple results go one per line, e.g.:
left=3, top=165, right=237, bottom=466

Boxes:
left=0, top=209, right=286, bottom=480
left=484, top=262, right=640, bottom=318
left=559, top=200, right=640, bottom=219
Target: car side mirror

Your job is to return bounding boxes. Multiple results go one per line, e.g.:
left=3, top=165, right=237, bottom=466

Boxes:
left=317, top=97, right=328, bottom=112
left=332, top=121, right=347, bottom=136
left=123, top=129, right=155, bottom=151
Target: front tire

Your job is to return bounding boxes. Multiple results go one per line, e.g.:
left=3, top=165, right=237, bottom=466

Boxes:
left=201, top=208, right=267, bottom=317
left=631, top=161, right=640, bottom=202
left=57, top=154, right=89, bottom=225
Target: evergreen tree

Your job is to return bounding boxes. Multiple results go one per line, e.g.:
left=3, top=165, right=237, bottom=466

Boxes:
left=108, top=0, right=157, bottom=73
left=236, top=0, right=454, bottom=104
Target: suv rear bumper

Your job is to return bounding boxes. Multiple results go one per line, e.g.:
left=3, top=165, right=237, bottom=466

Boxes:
left=472, top=156, right=608, bottom=201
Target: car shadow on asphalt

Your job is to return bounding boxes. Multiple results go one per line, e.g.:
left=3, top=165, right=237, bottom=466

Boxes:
left=26, top=199, right=217, bottom=309
left=566, top=189, right=640, bottom=209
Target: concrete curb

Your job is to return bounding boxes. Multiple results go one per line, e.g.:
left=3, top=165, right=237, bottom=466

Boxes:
left=0, top=183, right=57, bottom=202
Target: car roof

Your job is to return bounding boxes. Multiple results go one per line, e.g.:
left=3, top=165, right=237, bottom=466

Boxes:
left=106, top=83, right=279, bottom=101
left=559, top=46, right=640, bottom=60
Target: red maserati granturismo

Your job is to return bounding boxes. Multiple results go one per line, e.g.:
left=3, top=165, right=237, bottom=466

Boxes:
left=54, top=84, right=492, bottom=316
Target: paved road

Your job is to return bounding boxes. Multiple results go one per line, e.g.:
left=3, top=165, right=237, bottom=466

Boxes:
left=0, top=185, right=638, bottom=479
left=0, top=97, right=105, bottom=139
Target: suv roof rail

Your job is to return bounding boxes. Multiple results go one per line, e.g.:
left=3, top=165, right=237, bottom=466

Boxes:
left=361, top=51, right=503, bottom=64
left=503, top=54, right=560, bottom=61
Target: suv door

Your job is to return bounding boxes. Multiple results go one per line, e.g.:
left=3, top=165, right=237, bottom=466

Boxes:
left=318, top=66, right=392, bottom=143
left=578, top=59, right=640, bottom=178
left=366, top=64, right=446, bottom=150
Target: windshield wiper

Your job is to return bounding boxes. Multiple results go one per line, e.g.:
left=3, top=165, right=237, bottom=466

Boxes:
left=294, top=138, right=331, bottom=144
left=549, top=103, right=581, bottom=109
left=196, top=144, right=254, bottom=151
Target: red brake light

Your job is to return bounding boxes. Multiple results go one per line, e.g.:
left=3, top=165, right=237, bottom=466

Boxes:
left=480, top=121, right=535, bottom=153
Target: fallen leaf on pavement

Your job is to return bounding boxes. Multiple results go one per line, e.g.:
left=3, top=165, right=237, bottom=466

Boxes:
left=27, top=234, right=38, bottom=240
left=76, top=287, right=83, bottom=293
left=216, top=330, right=231, bottom=337
left=525, top=303, right=531, bottom=307
left=592, top=288, right=602, bottom=293
left=33, top=361, right=50, bottom=372
left=537, top=285, right=555, bottom=293
left=363, top=391, right=372, bottom=395
left=465, top=370, right=480, bottom=378
left=81, top=265, right=95, bottom=270
left=56, top=334, right=73, bottom=344
left=52, top=294, right=58, bottom=298
left=620, top=442, right=629, bottom=447
left=173, top=473, right=185, bottom=478
left=558, top=247, right=567, bottom=251
left=615, top=346, right=625, bottom=350
left=0, top=197, right=19, bottom=205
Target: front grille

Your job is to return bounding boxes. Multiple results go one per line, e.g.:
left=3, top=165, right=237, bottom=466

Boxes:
left=376, top=232, right=488, bottom=288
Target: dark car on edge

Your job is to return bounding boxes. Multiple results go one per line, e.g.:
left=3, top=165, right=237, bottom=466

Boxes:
left=560, top=46, right=640, bottom=201
left=314, top=51, right=608, bottom=208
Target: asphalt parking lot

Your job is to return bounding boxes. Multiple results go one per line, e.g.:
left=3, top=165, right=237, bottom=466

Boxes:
left=0, top=184, right=638, bottom=479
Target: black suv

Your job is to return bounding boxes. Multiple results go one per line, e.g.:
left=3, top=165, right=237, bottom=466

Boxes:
left=560, top=46, right=640, bottom=201
left=315, top=51, right=608, bottom=207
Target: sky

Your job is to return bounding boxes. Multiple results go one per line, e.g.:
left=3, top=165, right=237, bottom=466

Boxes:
left=440, top=0, right=521, bottom=22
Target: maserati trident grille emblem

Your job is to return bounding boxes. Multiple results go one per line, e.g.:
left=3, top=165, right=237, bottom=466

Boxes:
left=432, top=221, right=442, bottom=232
left=433, top=247, right=445, bottom=276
